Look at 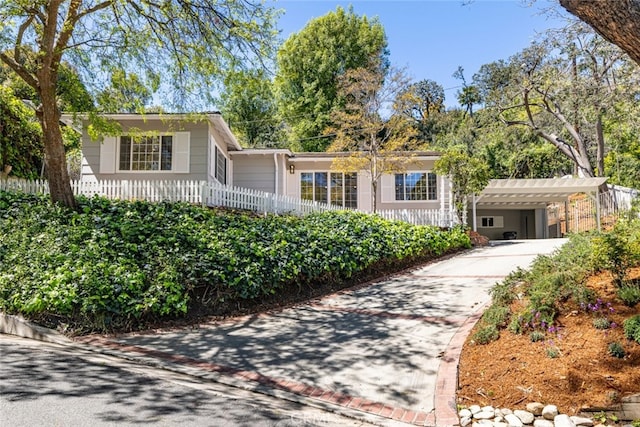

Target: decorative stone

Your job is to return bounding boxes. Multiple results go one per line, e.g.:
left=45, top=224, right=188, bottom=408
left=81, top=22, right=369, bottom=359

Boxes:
left=494, top=415, right=505, bottom=423
left=504, top=413, right=524, bottom=427
left=459, top=409, right=472, bottom=419
left=526, top=402, right=545, bottom=416
left=460, top=416, right=472, bottom=427
left=500, top=408, right=513, bottom=416
left=482, top=405, right=496, bottom=412
left=495, top=423, right=509, bottom=427
left=542, top=405, right=559, bottom=420
left=514, top=409, right=535, bottom=424
left=469, top=405, right=482, bottom=414
left=554, top=414, right=577, bottom=427
left=474, top=410, right=495, bottom=420
left=533, top=420, right=554, bottom=427
left=570, top=416, right=594, bottom=426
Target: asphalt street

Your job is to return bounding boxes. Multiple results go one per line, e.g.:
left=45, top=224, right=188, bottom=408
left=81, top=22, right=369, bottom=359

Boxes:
left=0, top=335, right=371, bottom=427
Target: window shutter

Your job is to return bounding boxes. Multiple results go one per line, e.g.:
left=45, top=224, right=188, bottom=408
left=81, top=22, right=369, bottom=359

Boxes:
left=99, top=136, right=116, bottom=174
left=380, top=174, right=395, bottom=203
left=173, top=132, right=190, bottom=173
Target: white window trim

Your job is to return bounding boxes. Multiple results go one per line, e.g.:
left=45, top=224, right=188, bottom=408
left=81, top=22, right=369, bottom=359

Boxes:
left=214, top=145, right=228, bottom=184
left=299, top=170, right=357, bottom=208
left=384, top=171, right=438, bottom=202
left=115, top=133, right=184, bottom=174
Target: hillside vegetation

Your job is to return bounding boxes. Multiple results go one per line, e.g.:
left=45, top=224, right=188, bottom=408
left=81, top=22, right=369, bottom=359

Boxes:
left=0, top=191, right=470, bottom=334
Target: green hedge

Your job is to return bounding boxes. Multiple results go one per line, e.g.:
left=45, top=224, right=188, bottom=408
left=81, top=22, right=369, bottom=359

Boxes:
left=0, top=191, right=470, bottom=332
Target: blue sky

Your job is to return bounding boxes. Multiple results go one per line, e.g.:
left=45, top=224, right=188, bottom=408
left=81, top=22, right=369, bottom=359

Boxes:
left=270, top=0, right=571, bottom=108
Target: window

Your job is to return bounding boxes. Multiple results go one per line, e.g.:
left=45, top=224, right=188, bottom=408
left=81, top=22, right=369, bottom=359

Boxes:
left=479, top=216, right=504, bottom=228
left=301, top=172, right=357, bottom=208
left=119, top=135, right=173, bottom=171
left=395, top=172, right=437, bottom=201
left=215, top=146, right=227, bottom=184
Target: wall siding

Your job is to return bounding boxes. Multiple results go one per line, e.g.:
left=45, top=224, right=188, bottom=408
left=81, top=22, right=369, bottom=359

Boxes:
left=81, top=119, right=209, bottom=181
left=233, top=155, right=276, bottom=193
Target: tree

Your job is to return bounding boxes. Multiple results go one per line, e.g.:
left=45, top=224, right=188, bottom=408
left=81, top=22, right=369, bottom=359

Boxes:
left=0, top=0, right=278, bottom=208
left=275, top=6, right=388, bottom=152
left=220, top=69, right=284, bottom=148
left=453, top=66, right=482, bottom=117
left=96, top=70, right=152, bottom=114
left=474, top=23, right=637, bottom=178
left=0, top=86, right=43, bottom=179
left=395, top=79, right=445, bottom=143
left=434, top=148, right=490, bottom=223
left=559, top=0, right=640, bottom=66
left=326, top=60, right=418, bottom=212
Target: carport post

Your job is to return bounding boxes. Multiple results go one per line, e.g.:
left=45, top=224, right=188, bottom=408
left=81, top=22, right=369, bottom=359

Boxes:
left=472, top=194, right=477, bottom=232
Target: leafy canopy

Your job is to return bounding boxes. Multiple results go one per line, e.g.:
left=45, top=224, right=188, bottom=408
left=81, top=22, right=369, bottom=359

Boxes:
left=275, top=6, right=388, bottom=151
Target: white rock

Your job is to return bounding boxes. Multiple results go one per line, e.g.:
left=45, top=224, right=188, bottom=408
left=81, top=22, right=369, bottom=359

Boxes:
left=494, top=415, right=504, bottom=423
left=460, top=409, right=473, bottom=418
left=542, top=405, right=559, bottom=420
left=526, top=402, right=545, bottom=416
left=495, top=423, right=509, bottom=427
left=460, top=416, right=472, bottom=427
left=514, top=409, right=535, bottom=424
left=570, top=416, right=594, bottom=426
left=504, top=413, right=524, bottom=427
left=470, top=405, right=482, bottom=414
left=482, top=405, right=496, bottom=413
left=554, top=414, right=577, bottom=427
left=473, top=421, right=494, bottom=427
left=533, top=420, right=555, bottom=427
left=474, top=410, right=495, bottom=420
left=500, top=408, right=513, bottom=416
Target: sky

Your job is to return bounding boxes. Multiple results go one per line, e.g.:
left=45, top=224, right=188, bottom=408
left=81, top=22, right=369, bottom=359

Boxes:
left=269, top=0, right=572, bottom=108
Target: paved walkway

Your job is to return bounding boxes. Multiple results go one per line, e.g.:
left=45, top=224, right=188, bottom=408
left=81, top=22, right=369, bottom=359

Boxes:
left=77, top=239, right=567, bottom=427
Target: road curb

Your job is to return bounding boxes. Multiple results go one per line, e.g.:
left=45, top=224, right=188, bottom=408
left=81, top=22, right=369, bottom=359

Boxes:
left=0, top=312, right=71, bottom=345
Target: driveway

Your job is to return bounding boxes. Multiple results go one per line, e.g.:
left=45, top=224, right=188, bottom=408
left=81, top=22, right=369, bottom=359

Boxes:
left=78, top=239, right=567, bottom=426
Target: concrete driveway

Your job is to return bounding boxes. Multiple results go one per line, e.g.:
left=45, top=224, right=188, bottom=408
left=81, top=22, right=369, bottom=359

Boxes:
left=78, top=239, right=567, bottom=427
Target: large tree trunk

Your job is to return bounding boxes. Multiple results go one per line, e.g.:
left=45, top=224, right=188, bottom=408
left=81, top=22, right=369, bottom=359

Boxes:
left=37, top=73, right=77, bottom=210
left=560, top=0, right=640, bottom=66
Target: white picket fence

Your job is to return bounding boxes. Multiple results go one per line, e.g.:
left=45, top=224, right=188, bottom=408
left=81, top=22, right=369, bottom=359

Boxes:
left=376, top=208, right=460, bottom=227
left=0, top=178, right=350, bottom=216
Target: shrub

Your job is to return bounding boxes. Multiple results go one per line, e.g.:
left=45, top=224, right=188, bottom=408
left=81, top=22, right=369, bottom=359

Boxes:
left=545, top=345, right=560, bottom=359
left=623, top=315, right=640, bottom=344
left=608, top=342, right=626, bottom=359
left=473, top=325, right=499, bottom=345
left=530, top=330, right=545, bottom=342
left=481, top=304, right=510, bottom=328
left=0, top=191, right=471, bottom=333
left=618, top=283, right=640, bottom=307
left=593, top=317, right=612, bottom=330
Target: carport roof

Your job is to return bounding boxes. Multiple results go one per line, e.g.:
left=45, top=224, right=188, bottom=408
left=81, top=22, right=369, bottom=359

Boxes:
left=475, top=177, right=608, bottom=206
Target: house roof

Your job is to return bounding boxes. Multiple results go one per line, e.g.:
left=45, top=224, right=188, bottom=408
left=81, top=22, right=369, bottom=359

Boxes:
left=475, top=177, right=608, bottom=207
left=59, top=112, right=242, bottom=151
left=288, top=151, right=441, bottom=162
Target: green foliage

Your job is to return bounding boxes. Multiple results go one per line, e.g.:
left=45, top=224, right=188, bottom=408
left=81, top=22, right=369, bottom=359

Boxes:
left=480, top=304, right=510, bottom=328
left=593, top=317, right=612, bottom=330
left=618, top=284, right=640, bottom=307
left=596, top=220, right=640, bottom=286
left=219, top=69, right=284, bottom=148
left=472, top=324, right=499, bottom=345
left=608, top=342, right=626, bottom=359
left=530, top=330, right=545, bottom=342
left=0, top=191, right=470, bottom=333
left=623, top=315, right=640, bottom=344
left=545, top=345, right=560, bottom=359
left=0, top=86, right=43, bottom=178
left=433, top=148, right=490, bottom=222
left=275, top=6, right=388, bottom=151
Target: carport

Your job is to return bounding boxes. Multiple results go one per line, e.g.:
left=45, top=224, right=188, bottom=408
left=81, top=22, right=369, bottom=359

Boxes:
left=469, top=177, right=608, bottom=239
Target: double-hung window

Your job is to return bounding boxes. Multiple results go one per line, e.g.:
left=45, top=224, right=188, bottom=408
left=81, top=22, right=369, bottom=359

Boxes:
left=301, top=172, right=357, bottom=208
left=119, top=135, right=173, bottom=171
left=395, top=172, right=437, bottom=201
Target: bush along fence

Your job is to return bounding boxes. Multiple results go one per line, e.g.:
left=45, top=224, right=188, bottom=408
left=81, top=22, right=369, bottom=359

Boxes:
left=0, top=178, right=460, bottom=227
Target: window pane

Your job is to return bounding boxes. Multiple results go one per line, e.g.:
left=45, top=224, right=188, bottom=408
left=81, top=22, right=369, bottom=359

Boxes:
left=161, top=135, right=172, bottom=170
left=300, top=173, right=313, bottom=201
left=395, top=174, right=405, bottom=200
left=428, top=173, right=437, bottom=200
left=119, top=136, right=131, bottom=170
left=330, top=173, right=343, bottom=207
left=344, top=173, right=358, bottom=208
left=131, top=136, right=160, bottom=170
left=407, top=172, right=427, bottom=200
left=314, top=172, right=327, bottom=204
